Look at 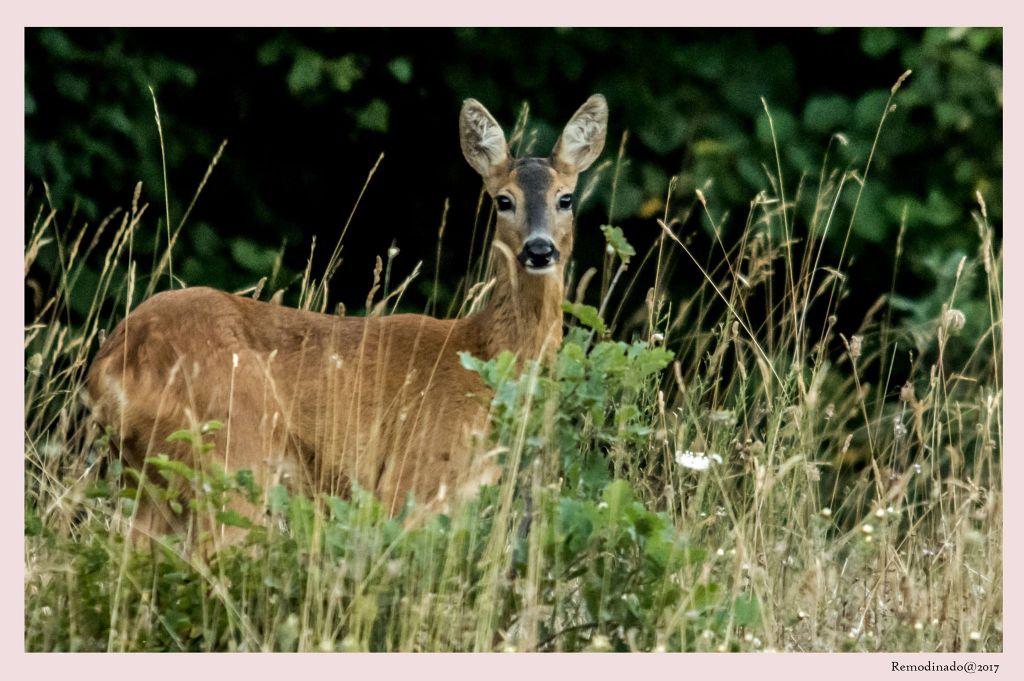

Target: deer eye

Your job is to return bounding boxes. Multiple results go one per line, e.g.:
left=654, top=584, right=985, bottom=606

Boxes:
left=558, top=194, right=573, bottom=210
left=496, top=195, right=514, bottom=212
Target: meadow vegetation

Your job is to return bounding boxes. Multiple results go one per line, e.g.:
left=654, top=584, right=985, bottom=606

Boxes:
left=24, top=73, right=1001, bottom=652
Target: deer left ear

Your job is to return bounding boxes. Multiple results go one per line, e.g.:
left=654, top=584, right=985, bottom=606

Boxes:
left=551, top=94, right=608, bottom=175
left=460, top=99, right=510, bottom=179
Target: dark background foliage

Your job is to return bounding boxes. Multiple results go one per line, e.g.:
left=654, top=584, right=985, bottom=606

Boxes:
left=25, top=27, right=1002, bottom=339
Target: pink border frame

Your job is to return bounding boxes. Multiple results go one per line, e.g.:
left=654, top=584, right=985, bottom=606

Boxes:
left=6, top=3, right=1016, bottom=677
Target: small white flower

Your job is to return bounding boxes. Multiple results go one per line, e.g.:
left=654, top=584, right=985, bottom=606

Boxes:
left=674, top=450, right=721, bottom=470
left=388, top=246, right=400, bottom=259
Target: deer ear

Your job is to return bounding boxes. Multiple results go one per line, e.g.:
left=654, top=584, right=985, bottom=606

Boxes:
left=551, top=94, right=608, bottom=175
left=460, top=99, right=510, bottom=178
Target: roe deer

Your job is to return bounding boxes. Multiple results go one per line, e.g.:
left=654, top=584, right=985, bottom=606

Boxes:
left=86, top=94, right=608, bottom=546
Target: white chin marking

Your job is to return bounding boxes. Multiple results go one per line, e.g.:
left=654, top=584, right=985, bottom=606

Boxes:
left=525, top=264, right=557, bottom=276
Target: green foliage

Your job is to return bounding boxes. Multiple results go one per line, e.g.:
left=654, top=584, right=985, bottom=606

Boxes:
left=23, top=27, right=1002, bottom=654
left=561, top=302, right=607, bottom=335
left=24, top=307, right=755, bottom=652
left=24, top=28, right=1002, bottom=335
left=600, top=224, right=636, bottom=264
left=464, top=322, right=674, bottom=499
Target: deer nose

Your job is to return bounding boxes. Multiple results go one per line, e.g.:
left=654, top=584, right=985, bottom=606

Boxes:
left=518, top=238, right=560, bottom=269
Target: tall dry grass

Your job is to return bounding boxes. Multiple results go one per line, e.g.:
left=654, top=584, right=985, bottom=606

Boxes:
left=24, top=79, right=1002, bottom=652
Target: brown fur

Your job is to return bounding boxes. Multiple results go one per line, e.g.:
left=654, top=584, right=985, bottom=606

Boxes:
left=86, top=95, right=608, bottom=546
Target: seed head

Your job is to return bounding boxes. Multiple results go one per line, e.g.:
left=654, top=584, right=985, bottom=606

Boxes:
left=900, top=382, right=915, bottom=403
left=848, top=335, right=863, bottom=361
left=941, top=307, right=966, bottom=335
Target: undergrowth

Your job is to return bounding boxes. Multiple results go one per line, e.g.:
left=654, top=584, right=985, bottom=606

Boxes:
left=24, top=76, right=1002, bottom=652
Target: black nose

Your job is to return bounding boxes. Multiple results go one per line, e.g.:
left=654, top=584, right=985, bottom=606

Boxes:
left=518, top=238, right=560, bottom=269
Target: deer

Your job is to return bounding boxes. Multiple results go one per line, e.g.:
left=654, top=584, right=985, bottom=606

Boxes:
left=86, top=94, right=608, bottom=547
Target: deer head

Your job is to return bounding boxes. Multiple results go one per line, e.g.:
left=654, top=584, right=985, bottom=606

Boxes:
left=459, top=94, right=608, bottom=276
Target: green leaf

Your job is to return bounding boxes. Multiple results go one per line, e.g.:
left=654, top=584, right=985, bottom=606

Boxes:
left=165, top=429, right=197, bottom=444
left=602, top=479, right=634, bottom=519
left=356, top=98, right=390, bottom=133
left=554, top=342, right=586, bottom=382
left=326, top=54, right=363, bottom=92
left=600, top=224, right=636, bottom=263
left=230, top=239, right=279, bottom=274
left=269, top=484, right=290, bottom=515
left=621, top=344, right=674, bottom=390
left=580, top=454, right=611, bottom=494
left=562, top=301, right=607, bottom=334
left=84, top=480, right=112, bottom=499
left=853, top=90, right=891, bottom=131
left=235, top=469, right=259, bottom=502
left=755, top=106, right=798, bottom=145
left=387, top=57, right=413, bottom=84
left=145, top=454, right=196, bottom=481
left=216, top=509, right=254, bottom=529
left=733, top=594, right=762, bottom=627
left=256, top=36, right=287, bottom=66
left=589, top=341, right=628, bottom=374
left=25, top=511, right=43, bottom=537
left=861, top=27, right=899, bottom=58
left=458, top=351, right=485, bottom=374
left=286, top=50, right=323, bottom=94
left=288, top=494, right=316, bottom=546
left=557, top=497, right=595, bottom=553
left=803, top=95, right=852, bottom=135
left=691, top=583, right=721, bottom=612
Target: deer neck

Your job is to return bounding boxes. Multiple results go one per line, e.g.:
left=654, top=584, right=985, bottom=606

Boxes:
left=477, top=247, right=565, bottom=362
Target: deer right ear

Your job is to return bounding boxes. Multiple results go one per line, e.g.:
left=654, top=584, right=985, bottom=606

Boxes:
left=460, top=99, right=510, bottom=178
left=551, top=94, right=608, bottom=175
